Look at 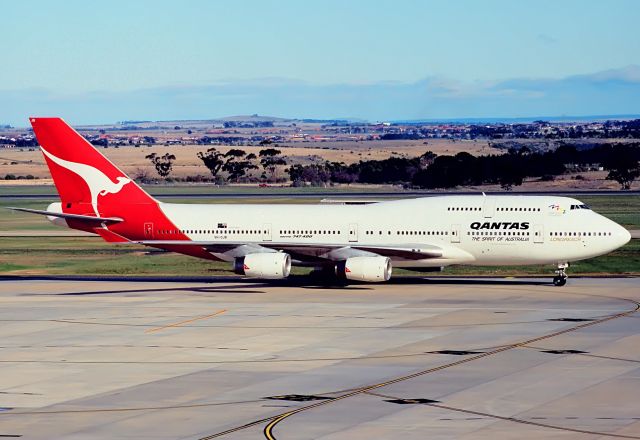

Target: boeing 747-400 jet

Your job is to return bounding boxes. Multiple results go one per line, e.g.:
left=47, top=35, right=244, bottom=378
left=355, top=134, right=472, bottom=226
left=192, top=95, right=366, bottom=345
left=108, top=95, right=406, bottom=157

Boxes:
left=12, top=118, right=631, bottom=286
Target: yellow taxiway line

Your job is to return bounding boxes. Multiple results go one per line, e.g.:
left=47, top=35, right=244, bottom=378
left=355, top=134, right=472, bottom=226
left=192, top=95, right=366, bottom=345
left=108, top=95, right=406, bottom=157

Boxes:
left=145, top=309, right=227, bottom=334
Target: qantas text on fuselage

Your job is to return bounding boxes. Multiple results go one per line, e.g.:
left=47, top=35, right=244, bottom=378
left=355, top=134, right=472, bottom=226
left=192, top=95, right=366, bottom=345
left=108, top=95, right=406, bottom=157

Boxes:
left=470, top=222, right=529, bottom=230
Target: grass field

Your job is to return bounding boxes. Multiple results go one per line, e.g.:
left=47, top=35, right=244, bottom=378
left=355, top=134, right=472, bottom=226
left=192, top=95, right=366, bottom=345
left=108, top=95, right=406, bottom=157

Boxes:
left=0, top=139, right=492, bottom=179
left=0, top=191, right=638, bottom=277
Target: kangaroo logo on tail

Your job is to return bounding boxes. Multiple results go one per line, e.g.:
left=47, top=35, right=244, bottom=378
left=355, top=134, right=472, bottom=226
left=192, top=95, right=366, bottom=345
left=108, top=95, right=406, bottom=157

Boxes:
left=41, top=147, right=132, bottom=216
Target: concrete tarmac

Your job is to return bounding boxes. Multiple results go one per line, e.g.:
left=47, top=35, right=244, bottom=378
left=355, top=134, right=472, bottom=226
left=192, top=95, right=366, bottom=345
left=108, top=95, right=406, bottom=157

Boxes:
left=0, top=276, right=638, bottom=439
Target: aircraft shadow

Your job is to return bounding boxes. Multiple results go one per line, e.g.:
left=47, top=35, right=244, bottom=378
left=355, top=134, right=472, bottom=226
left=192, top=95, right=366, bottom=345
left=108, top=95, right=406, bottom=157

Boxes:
left=1, top=274, right=554, bottom=295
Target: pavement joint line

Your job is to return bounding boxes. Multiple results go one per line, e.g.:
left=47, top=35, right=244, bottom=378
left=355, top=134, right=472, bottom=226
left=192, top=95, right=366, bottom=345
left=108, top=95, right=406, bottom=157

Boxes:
left=0, top=400, right=264, bottom=416
left=144, top=309, right=227, bottom=333
left=256, top=299, right=640, bottom=440
left=521, top=344, right=640, bottom=363
left=363, top=391, right=640, bottom=439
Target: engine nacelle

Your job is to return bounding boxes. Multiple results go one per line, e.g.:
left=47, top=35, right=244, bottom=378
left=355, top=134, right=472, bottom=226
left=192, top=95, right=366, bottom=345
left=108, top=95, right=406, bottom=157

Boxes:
left=234, top=253, right=291, bottom=279
left=337, top=256, right=392, bottom=282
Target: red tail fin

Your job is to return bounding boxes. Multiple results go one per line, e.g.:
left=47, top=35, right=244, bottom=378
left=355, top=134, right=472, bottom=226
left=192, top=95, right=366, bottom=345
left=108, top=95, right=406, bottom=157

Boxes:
left=30, top=117, right=155, bottom=217
left=29, top=117, right=219, bottom=258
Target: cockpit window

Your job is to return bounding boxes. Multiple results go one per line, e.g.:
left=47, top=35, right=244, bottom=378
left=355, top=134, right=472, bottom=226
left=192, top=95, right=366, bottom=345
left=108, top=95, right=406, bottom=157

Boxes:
left=570, top=204, right=591, bottom=210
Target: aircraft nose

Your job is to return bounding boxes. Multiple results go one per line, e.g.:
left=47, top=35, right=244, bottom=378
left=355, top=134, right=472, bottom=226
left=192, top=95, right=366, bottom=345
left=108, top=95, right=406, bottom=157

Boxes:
left=612, top=222, right=631, bottom=247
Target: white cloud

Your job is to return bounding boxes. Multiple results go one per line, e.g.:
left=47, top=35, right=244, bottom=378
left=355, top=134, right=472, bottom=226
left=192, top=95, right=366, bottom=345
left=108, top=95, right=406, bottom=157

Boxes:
left=1, top=66, right=639, bottom=126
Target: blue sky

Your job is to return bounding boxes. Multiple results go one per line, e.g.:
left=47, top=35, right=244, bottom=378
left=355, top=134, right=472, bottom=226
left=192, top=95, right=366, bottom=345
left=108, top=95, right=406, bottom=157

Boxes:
left=2, top=0, right=640, bottom=125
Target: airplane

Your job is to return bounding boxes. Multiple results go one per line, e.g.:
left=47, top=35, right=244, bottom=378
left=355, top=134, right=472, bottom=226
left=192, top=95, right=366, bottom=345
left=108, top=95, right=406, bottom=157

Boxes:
left=11, top=117, right=631, bottom=286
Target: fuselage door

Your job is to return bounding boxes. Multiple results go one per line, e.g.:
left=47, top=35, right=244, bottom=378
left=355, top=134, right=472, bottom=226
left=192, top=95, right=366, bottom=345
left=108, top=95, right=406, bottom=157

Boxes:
left=450, top=224, right=461, bottom=243
left=144, top=222, right=154, bottom=239
left=483, top=198, right=495, bottom=218
left=262, top=223, right=272, bottom=242
left=533, top=224, right=544, bottom=243
left=348, top=223, right=358, bottom=242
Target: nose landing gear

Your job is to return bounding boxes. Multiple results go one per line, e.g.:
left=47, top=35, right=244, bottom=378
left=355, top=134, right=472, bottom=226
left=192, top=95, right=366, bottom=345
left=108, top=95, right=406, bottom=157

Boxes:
left=553, top=263, right=569, bottom=287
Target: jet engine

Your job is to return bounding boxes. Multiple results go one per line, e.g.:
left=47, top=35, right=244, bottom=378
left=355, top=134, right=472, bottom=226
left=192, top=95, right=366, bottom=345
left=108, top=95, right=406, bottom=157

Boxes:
left=336, top=256, right=392, bottom=282
left=234, top=253, right=291, bottom=279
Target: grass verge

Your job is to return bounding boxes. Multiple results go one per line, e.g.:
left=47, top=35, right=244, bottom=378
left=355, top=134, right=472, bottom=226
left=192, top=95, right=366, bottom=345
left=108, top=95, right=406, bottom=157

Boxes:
left=0, top=237, right=638, bottom=277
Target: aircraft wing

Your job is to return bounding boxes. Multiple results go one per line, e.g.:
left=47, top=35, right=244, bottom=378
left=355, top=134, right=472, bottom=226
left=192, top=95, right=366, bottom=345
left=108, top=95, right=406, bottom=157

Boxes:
left=135, top=240, right=443, bottom=262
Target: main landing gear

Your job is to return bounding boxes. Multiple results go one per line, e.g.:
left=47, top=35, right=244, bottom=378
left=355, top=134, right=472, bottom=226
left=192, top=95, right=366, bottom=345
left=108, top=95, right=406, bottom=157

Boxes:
left=553, top=263, right=569, bottom=287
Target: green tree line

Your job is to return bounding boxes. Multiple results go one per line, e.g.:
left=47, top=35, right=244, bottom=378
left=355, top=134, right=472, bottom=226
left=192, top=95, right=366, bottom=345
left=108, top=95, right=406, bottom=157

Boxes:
left=143, top=143, right=640, bottom=190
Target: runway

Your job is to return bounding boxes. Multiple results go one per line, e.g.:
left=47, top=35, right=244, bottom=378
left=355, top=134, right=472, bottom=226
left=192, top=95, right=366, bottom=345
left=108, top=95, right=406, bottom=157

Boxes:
left=0, top=276, right=639, bottom=439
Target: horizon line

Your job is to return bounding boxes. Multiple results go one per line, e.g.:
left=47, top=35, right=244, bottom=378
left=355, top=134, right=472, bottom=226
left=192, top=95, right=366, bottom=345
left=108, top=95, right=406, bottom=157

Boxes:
left=5, top=113, right=640, bottom=129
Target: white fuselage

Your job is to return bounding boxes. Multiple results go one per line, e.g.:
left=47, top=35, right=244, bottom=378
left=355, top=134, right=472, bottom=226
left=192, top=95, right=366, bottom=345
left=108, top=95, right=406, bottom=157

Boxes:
left=157, top=195, right=631, bottom=268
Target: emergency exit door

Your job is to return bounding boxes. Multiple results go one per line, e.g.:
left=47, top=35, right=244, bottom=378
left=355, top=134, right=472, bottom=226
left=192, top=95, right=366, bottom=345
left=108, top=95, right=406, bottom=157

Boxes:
left=533, top=224, right=544, bottom=243
left=144, top=222, right=154, bottom=239
left=262, top=223, right=272, bottom=241
left=348, top=223, right=358, bottom=242
left=450, top=224, right=461, bottom=243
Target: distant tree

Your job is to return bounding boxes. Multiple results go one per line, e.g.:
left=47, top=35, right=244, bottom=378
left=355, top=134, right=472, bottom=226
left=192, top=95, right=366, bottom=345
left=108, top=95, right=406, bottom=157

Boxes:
left=222, top=149, right=258, bottom=182
left=325, top=161, right=358, bottom=184
left=498, top=173, right=524, bottom=191
left=606, top=167, right=640, bottom=190
left=412, top=153, right=478, bottom=189
left=145, top=152, right=176, bottom=178
left=225, top=148, right=247, bottom=160
left=553, top=144, right=579, bottom=164
left=419, top=151, right=437, bottom=168
left=357, top=156, right=421, bottom=184
left=259, top=147, right=287, bottom=181
left=133, top=167, right=153, bottom=184
left=603, top=147, right=640, bottom=190
left=197, top=148, right=225, bottom=178
left=497, top=152, right=526, bottom=191
left=287, top=164, right=330, bottom=186
left=287, top=164, right=305, bottom=183
left=507, top=145, right=531, bottom=155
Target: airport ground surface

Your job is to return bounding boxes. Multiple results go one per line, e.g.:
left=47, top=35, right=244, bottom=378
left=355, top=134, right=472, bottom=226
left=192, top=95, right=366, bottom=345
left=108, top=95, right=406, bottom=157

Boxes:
left=0, top=276, right=639, bottom=439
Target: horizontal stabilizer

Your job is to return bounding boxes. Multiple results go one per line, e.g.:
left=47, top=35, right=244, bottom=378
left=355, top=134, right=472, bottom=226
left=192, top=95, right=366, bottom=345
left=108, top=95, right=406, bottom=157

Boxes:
left=7, top=207, right=123, bottom=223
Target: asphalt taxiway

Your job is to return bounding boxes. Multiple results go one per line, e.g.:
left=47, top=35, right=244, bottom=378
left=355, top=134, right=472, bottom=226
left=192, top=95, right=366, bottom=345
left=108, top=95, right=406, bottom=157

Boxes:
left=0, top=276, right=639, bottom=439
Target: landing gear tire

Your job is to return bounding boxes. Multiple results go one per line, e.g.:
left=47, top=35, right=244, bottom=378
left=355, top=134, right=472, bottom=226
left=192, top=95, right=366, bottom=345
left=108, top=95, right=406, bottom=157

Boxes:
left=309, top=265, right=349, bottom=286
left=553, top=263, right=569, bottom=287
left=553, top=276, right=567, bottom=287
